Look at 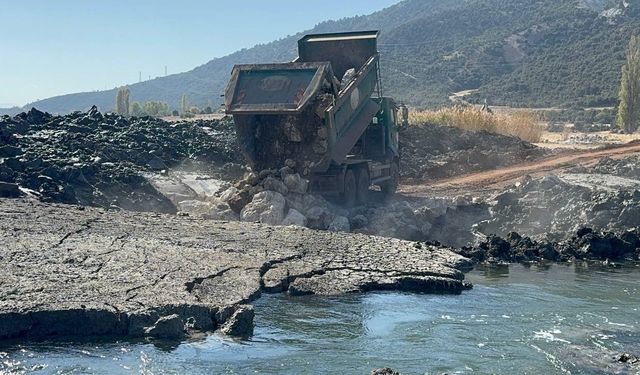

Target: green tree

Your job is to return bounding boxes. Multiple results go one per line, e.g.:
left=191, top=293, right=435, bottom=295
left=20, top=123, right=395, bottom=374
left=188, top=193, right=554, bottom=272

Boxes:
left=181, top=94, right=188, bottom=115
left=617, top=36, right=640, bottom=133
left=142, top=101, right=170, bottom=117
left=130, top=102, right=144, bottom=117
left=115, top=87, right=130, bottom=116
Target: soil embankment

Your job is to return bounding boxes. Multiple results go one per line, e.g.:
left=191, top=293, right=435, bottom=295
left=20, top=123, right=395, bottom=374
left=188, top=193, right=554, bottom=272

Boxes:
left=0, top=198, right=471, bottom=342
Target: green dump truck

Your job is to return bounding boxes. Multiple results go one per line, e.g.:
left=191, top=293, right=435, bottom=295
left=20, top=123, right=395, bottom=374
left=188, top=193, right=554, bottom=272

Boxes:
left=224, top=30, right=400, bottom=205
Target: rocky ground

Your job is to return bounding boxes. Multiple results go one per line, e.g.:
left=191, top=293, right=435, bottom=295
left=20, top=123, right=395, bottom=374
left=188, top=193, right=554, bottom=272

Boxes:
left=0, top=107, right=241, bottom=212
left=5, top=108, right=637, bottom=257
left=3, top=108, right=640, bottom=349
left=0, top=108, right=549, bottom=212
left=392, top=152, right=640, bottom=250
left=457, top=227, right=640, bottom=264
left=0, top=198, right=471, bottom=342
left=399, top=122, right=551, bottom=181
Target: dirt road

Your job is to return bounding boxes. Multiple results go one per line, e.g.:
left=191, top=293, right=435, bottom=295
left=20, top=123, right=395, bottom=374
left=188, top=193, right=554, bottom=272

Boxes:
left=400, top=142, right=640, bottom=197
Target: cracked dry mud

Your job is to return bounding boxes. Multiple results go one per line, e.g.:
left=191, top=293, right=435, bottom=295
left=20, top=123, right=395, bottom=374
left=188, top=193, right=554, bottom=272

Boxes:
left=0, top=198, right=471, bottom=341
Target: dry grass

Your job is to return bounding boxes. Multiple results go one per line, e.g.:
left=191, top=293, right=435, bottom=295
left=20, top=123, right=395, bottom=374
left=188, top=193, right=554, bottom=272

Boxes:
left=409, top=106, right=545, bottom=143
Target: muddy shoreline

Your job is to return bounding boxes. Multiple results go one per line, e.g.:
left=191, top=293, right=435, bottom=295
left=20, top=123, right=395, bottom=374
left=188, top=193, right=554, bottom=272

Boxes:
left=0, top=198, right=471, bottom=342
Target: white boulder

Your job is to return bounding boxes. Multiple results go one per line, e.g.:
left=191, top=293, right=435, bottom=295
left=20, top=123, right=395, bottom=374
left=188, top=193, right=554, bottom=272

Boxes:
left=240, top=191, right=287, bottom=225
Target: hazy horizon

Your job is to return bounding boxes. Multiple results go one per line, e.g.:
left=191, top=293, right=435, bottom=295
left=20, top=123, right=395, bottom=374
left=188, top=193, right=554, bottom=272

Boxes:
left=0, top=0, right=399, bottom=107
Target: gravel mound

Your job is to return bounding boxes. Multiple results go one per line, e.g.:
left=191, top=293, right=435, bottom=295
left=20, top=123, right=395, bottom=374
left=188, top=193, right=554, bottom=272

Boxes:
left=0, top=107, right=240, bottom=212
left=400, top=123, right=550, bottom=180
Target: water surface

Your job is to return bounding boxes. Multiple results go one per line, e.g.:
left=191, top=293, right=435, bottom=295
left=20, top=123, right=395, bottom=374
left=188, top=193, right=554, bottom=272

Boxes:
left=2, top=264, right=639, bottom=374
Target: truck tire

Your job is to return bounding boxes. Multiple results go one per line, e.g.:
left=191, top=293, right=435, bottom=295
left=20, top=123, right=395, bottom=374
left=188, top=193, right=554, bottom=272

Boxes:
left=381, top=161, right=399, bottom=196
left=356, top=169, right=370, bottom=205
left=342, top=169, right=357, bottom=207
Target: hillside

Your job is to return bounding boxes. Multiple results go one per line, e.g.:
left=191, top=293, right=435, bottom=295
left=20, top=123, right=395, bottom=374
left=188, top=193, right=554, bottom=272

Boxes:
left=2, top=0, right=638, bottom=115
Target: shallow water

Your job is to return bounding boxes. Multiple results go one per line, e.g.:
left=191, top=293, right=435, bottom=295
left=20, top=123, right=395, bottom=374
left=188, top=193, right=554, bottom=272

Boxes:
left=2, top=263, right=639, bottom=374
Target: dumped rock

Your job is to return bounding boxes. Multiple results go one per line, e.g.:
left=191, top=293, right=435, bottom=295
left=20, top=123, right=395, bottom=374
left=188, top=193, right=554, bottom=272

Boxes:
left=178, top=200, right=215, bottom=217
left=350, top=214, right=368, bottom=229
left=178, top=199, right=238, bottom=221
left=576, top=154, right=640, bottom=180
left=477, top=171, right=640, bottom=241
left=228, top=189, right=253, bottom=213
left=364, top=201, right=423, bottom=240
left=282, top=208, right=307, bottom=227
left=284, top=172, right=308, bottom=194
left=306, top=205, right=334, bottom=230
left=458, top=227, right=640, bottom=264
left=616, top=352, right=640, bottom=369
left=262, top=176, right=288, bottom=195
left=222, top=164, right=344, bottom=231
left=233, top=92, right=335, bottom=173
left=400, top=123, right=550, bottom=181
left=0, top=107, right=241, bottom=212
left=371, top=368, right=401, bottom=375
left=328, top=215, right=350, bottom=233
left=240, top=191, right=286, bottom=225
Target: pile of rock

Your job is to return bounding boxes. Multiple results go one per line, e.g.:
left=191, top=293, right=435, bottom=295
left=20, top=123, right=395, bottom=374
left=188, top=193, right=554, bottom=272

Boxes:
left=575, top=155, right=640, bottom=180
left=478, top=174, right=640, bottom=241
left=184, top=161, right=449, bottom=238
left=617, top=353, right=640, bottom=370
left=563, top=133, right=618, bottom=145
left=196, top=160, right=351, bottom=232
left=458, top=227, right=640, bottom=264
left=0, top=107, right=240, bottom=212
left=400, top=123, right=550, bottom=181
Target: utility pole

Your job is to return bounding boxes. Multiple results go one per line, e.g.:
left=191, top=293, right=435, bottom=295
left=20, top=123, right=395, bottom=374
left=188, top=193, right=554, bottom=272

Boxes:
left=139, top=72, right=141, bottom=83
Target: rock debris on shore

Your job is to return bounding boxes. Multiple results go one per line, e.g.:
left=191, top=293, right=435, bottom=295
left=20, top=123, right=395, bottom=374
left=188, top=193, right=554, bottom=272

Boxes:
left=457, top=227, right=640, bottom=264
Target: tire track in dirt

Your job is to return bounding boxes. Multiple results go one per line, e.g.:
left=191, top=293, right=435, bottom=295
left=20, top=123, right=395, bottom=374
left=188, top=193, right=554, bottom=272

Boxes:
left=400, top=142, right=640, bottom=197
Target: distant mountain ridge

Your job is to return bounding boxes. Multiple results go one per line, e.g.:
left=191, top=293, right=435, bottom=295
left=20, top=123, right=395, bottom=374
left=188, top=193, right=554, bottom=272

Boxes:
left=2, top=0, right=638, bottom=115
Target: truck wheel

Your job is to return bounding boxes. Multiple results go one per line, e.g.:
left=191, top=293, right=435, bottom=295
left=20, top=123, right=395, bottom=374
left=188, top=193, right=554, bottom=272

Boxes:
left=356, top=169, right=370, bottom=205
left=381, top=161, right=399, bottom=196
left=342, top=169, right=357, bottom=207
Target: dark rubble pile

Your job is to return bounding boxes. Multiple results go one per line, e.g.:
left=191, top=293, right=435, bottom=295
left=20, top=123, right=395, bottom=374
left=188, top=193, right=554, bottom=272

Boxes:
left=457, top=227, right=640, bottom=264
left=478, top=175, right=640, bottom=241
left=400, top=123, right=550, bottom=181
left=0, top=107, right=240, bottom=212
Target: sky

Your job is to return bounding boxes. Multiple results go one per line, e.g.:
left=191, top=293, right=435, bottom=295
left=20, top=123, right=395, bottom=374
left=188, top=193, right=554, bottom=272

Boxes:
left=0, top=0, right=400, bottom=107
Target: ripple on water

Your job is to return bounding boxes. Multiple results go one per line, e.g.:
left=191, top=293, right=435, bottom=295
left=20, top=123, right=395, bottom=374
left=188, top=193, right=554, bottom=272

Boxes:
left=0, top=264, right=638, bottom=374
